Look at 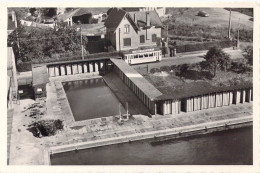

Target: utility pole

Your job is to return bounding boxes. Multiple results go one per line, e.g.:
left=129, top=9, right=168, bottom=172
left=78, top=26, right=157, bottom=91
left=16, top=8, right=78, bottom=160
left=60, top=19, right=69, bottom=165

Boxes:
left=237, top=18, right=240, bottom=49
left=166, top=23, right=169, bottom=46
left=228, top=8, right=232, bottom=40
left=80, top=23, right=84, bottom=60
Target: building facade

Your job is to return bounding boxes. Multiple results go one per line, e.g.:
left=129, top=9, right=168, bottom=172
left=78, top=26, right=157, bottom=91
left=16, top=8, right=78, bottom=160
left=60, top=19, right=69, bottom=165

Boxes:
left=105, top=8, right=163, bottom=51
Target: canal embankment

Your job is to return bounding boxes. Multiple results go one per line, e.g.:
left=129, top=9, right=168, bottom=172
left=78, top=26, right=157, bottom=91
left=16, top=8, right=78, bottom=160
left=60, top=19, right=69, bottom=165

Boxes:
left=48, top=115, right=252, bottom=156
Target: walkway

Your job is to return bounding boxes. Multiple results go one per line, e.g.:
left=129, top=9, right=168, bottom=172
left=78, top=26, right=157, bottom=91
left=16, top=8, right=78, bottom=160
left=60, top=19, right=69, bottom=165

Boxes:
left=103, top=72, right=151, bottom=116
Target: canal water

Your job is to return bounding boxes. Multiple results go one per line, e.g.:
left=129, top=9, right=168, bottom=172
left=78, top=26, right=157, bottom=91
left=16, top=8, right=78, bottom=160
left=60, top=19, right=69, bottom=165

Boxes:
left=63, top=78, right=126, bottom=121
left=51, top=126, right=252, bottom=165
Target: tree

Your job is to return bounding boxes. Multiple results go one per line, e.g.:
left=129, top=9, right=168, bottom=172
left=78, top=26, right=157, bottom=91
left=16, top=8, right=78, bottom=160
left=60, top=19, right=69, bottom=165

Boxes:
left=7, top=23, right=88, bottom=62
left=179, top=63, right=189, bottom=76
left=243, top=45, right=253, bottom=65
left=202, top=47, right=231, bottom=77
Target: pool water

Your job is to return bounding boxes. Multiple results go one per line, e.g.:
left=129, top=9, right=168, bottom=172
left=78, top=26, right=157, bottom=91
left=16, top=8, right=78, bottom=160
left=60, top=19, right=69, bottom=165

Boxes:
left=51, top=126, right=252, bottom=165
left=63, top=78, right=126, bottom=121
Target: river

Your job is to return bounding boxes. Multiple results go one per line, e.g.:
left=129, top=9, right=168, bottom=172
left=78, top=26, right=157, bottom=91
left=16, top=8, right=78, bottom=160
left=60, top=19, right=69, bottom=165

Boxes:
left=51, top=126, right=252, bottom=165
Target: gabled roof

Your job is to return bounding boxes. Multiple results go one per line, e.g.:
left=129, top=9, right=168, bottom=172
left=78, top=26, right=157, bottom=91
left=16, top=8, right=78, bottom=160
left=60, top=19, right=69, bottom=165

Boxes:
left=105, top=8, right=162, bottom=30
left=104, top=8, right=127, bottom=29
left=32, top=65, right=49, bottom=86
left=128, top=11, right=163, bottom=27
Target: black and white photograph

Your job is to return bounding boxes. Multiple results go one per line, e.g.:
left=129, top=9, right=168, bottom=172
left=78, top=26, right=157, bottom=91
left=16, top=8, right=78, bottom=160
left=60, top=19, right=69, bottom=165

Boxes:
left=3, top=2, right=257, bottom=171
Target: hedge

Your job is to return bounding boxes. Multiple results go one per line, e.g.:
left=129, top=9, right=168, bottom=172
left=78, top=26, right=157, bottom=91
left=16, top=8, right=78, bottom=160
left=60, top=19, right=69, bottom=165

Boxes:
left=171, top=40, right=233, bottom=53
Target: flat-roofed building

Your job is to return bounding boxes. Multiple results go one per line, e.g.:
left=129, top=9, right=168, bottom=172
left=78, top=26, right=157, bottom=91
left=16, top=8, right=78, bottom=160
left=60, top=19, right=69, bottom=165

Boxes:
left=32, top=65, right=49, bottom=98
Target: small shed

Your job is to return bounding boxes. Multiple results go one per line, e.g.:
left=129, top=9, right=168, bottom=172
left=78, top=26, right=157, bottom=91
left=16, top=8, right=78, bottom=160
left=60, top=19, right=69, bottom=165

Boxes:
left=32, top=65, right=49, bottom=98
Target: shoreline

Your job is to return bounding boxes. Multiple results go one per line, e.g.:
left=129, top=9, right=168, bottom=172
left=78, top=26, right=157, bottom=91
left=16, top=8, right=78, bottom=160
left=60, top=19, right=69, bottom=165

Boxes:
left=46, top=115, right=252, bottom=165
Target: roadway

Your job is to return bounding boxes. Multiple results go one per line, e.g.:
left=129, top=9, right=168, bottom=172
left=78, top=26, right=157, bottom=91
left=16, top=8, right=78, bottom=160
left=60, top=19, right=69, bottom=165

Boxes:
left=132, top=48, right=244, bottom=74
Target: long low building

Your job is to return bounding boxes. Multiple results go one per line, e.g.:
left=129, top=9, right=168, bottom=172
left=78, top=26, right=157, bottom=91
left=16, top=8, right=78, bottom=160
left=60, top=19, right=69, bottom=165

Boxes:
left=111, top=58, right=162, bottom=114
left=110, top=59, right=253, bottom=116
left=45, top=57, right=111, bottom=77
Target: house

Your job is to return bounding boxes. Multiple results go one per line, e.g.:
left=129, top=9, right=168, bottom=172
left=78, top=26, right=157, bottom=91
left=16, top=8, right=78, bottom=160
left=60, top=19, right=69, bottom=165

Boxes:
left=105, top=8, right=163, bottom=51
left=123, top=7, right=166, bottom=17
left=7, top=11, right=17, bottom=35
left=56, top=8, right=109, bottom=26
left=74, top=23, right=106, bottom=53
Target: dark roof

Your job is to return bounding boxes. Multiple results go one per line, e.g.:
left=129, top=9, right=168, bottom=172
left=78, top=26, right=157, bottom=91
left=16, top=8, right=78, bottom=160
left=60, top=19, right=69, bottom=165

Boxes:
left=73, top=8, right=108, bottom=17
left=32, top=65, right=49, bottom=86
left=105, top=8, right=162, bottom=30
left=72, top=23, right=106, bottom=36
left=57, top=8, right=109, bottom=21
left=122, top=8, right=142, bottom=12
left=128, top=11, right=163, bottom=27
left=110, top=58, right=162, bottom=100
left=155, top=80, right=253, bottom=101
left=104, top=8, right=127, bottom=29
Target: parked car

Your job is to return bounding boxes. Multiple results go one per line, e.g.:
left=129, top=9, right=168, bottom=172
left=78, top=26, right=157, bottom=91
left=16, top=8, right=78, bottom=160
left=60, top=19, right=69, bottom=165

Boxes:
left=197, top=11, right=209, bottom=17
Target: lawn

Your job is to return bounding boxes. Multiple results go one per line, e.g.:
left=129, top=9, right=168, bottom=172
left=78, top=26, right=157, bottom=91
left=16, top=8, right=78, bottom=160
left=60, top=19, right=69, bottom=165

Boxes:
left=162, top=8, right=253, bottom=42
left=142, top=63, right=252, bottom=100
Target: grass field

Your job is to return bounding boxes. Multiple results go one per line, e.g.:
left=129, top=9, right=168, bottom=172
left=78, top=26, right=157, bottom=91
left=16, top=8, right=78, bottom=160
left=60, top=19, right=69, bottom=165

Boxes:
left=143, top=68, right=252, bottom=99
left=162, top=8, right=253, bottom=42
left=164, top=8, right=253, bottom=30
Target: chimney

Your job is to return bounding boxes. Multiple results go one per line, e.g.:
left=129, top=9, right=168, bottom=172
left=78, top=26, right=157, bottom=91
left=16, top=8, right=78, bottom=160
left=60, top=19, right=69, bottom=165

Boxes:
left=11, top=11, right=15, bottom=22
left=134, top=13, right=137, bottom=23
left=146, top=12, right=150, bottom=27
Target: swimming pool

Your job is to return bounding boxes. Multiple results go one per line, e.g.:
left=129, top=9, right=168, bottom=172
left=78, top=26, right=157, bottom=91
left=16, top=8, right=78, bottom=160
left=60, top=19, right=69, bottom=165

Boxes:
left=63, top=78, right=126, bottom=121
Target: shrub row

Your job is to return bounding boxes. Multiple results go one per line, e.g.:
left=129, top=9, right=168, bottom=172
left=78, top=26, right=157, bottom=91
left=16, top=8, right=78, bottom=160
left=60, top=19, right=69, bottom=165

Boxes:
left=170, top=40, right=233, bottom=53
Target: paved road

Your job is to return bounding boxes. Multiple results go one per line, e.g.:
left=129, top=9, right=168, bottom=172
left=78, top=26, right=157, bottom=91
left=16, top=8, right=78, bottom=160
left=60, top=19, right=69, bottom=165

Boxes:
left=133, top=48, right=244, bottom=74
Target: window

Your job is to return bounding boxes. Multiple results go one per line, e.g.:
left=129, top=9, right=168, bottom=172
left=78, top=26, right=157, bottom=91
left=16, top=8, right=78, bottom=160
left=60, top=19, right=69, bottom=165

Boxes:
left=123, top=38, right=131, bottom=47
left=124, top=24, right=130, bottom=33
left=37, top=88, right=43, bottom=93
left=152, top=34, right=157, bottom=42
left=140, top=35, right=145, bottom=43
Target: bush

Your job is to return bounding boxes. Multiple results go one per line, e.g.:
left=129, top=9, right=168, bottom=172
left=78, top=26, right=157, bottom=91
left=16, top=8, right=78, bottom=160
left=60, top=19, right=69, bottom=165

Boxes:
left=160, top=66, right=171, bottom=72
left=230, top=61, right=251, bottom=73
left=175, top=40, right=233, bottom=53
left=28, top=119, right=63, bottom=137
left=150, top=68, right=160, bottom=74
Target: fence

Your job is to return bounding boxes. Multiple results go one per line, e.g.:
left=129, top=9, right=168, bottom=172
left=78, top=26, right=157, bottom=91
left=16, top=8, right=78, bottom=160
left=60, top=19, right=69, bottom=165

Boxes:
left=17, top=51, right=121, bottom=72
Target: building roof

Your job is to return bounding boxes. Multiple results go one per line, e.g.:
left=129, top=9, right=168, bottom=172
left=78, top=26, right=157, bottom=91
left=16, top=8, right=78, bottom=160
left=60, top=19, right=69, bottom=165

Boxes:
left=122, top=8, right=143, bottom=12
left=155, top=80, right=253, bottom=101
left=110, top=58, right=162, bottom=100
left=32, top=65, right=49, bottom=86
left=57, top=8, right=109, bottom=21
left=73, top=23, right=106, bottom=36
left=128, top=11, right=163, bottom=27
left=105, top=8, right=162, bottom=30
left=104, top=8, right=127, bottom=29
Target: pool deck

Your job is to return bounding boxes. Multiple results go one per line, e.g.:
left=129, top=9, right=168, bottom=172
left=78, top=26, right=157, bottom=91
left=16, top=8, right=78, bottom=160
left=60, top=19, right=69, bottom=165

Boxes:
left=9, top=73, right=253, bottom=165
